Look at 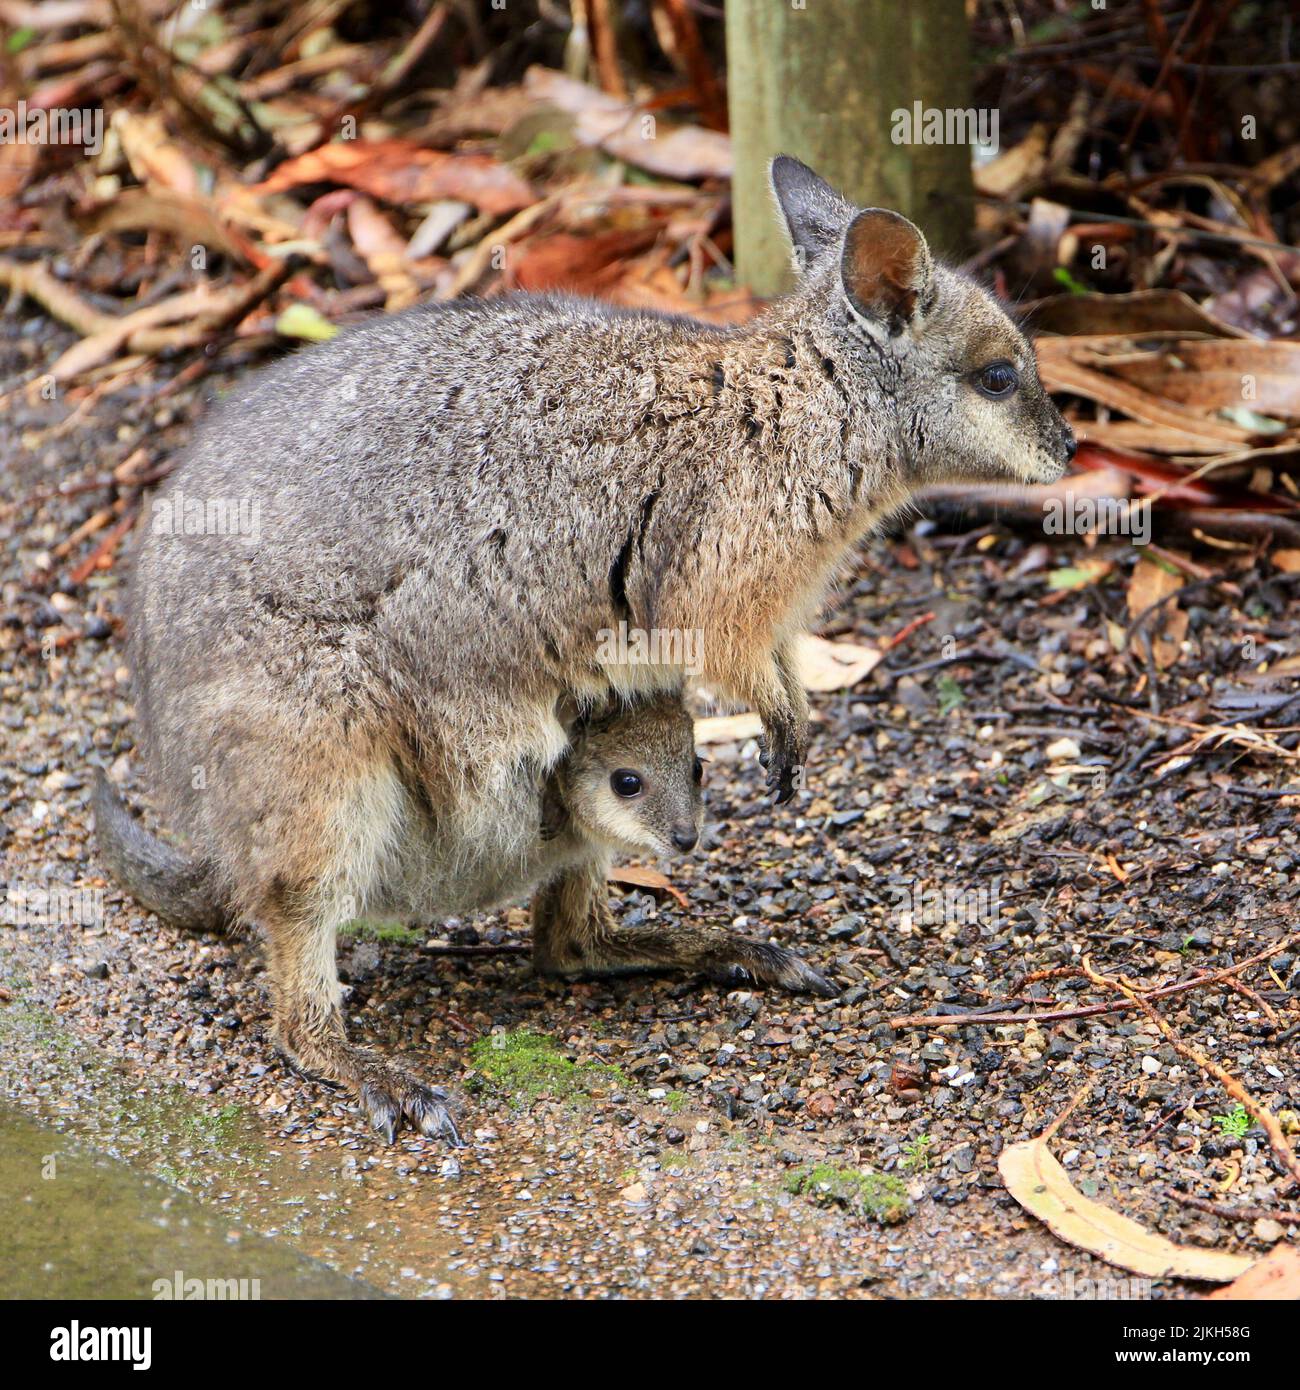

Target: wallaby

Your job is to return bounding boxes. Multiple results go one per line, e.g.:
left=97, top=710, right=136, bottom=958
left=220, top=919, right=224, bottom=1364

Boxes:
left=95, top=692, right=831, bottom=1141
left=114, top=156, right=1073, bottom=1141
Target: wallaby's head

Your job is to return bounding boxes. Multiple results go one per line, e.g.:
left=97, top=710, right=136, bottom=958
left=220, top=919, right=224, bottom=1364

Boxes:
left=770, top=156, right=1075, bottom=488
left=556, top=694, right=704, bottom=858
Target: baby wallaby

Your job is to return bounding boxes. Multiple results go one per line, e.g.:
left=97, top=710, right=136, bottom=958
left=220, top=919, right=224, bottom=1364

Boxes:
left=96, top=693, right=829, bottom=1142
left=118, top=155, right=1072, bottom=1143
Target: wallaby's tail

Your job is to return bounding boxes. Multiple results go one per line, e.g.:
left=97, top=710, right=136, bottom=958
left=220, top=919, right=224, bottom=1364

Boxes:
left=92, top=769, right=229, bottom=932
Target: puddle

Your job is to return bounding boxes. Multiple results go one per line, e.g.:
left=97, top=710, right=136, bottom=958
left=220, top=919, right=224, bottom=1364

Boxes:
left=0, top=1000, right=483, bottom=1298
left=0, top=1105, right=386, bottom=1299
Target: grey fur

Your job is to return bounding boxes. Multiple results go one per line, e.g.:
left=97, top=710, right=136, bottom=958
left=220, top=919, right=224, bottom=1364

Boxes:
left=113, top=158, right=1071, bottom=1140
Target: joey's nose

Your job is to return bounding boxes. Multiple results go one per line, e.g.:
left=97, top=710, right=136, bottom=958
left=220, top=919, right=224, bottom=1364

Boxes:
left=671, top=825, right=698, bottom=852
left=1062, top=429, right=1077, bottom=463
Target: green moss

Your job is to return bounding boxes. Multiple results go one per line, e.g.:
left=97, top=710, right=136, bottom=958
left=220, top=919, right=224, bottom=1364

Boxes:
left=468, top=1031, right=625, bottom=1106
left=185, top=1102, right=244, bottom=1147
left=664, top=1090, right=690, bottom=1114
left=339, top=918, right=422, bottom=944
left=659, top=1150, right=692, bottom=1170
left=784, top=1164, right=911, bottom=1225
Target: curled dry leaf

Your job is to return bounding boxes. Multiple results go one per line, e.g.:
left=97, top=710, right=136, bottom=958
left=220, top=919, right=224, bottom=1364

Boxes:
left=999, top=1137, right=1254, bottom=1282
left=606, top=864, right=687, bottom=909
left=1127, top=555, right=1187, bottom=669
left=111, top=110, right=200, bottom=198
left=346, top=196, right=418, bottom=312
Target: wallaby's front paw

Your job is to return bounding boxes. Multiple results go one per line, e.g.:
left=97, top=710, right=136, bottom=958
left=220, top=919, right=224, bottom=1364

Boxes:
left=710, top=940, right=837, bottom=997
left=358, top=1057, right=464, bottom=1146
left=757, top=731, right=804, bottom=805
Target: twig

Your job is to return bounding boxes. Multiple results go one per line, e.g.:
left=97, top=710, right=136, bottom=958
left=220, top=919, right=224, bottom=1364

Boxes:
left=67, top=505, right=139, bottom=586
left=891, top=935, right=1294, bottom=1030
left=0, top=258, right=114, bottom=338
left=1080, top=954, right=1300, bottom=1189
left=1221, top=976, right=1280, bottom=1027
left=48, top=259, right=295, bottom=383
left=1041, top=1080, right=1093, bottom=1143
left=1165, top=1189, right=1300, bottom=1226
left=881, top=611, right=936, bottom=651
left=420, top=942, right=529, bottom=957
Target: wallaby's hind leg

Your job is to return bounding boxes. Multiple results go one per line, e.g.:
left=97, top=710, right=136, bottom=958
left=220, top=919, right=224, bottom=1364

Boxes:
left=532, top=862, right=837, bottom=997
left=261, top=893, right=462, bottom=1145
left=221, top=737, right=462, bottom=1147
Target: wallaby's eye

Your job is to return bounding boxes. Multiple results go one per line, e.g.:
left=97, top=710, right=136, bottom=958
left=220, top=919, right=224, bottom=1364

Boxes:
left=975, top=361, right=1019, bottom=399
left=692, top=756, right=704, bottom=785
left=611, top=770, right=643, bottom=798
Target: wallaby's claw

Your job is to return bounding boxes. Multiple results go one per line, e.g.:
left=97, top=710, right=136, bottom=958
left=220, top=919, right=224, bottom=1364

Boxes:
left=757, top=733, right=801, bottom=804
left=359, top=1065, right=464, bottom=1147
left=710, top=941, right=836, bottom=997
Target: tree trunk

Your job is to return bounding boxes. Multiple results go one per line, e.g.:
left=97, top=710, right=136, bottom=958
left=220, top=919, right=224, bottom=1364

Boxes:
left=726, top=0, right=975, bottom=296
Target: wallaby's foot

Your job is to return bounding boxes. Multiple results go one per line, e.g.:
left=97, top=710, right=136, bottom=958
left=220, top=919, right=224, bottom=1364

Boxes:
left=277, top=1021, right=463, bottom=1146
left=702, top=936, right=838, bottom=997
left=536, top=923, right=837, bottom=998
left=356, top=1053, right=462, bottom=1147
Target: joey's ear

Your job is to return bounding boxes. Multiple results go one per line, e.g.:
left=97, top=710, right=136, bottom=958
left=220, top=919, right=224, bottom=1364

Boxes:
left=769, top=156, right=854, bottom=271
left=841, top=208, right=935, bottom=335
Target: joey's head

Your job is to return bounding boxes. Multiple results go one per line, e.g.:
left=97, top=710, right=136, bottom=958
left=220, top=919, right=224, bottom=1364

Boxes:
left=770, top=156, right=1075, bottom=487
left=557, top=694, right=704, bottom=859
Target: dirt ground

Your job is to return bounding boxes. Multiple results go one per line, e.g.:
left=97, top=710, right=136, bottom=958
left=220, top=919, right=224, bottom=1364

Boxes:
left=2, top=316, right=1297, bottom=1299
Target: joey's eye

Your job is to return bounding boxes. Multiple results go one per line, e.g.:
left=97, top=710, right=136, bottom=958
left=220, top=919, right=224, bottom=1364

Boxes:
left=975, top=361, right=1019, bottom=399
left=692, top=756, right=704, bottom=785
left=611, top=770, right=643, bottom=798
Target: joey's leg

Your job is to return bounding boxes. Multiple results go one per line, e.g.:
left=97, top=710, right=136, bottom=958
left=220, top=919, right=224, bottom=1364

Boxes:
left=752, top=639, right=809, bottom=804
left=263, top=900, right=462, bottom=1145
left=532, top=861, right=836, bottom=997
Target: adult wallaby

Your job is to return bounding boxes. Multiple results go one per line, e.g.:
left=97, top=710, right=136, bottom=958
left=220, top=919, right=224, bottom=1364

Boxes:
left=110, top=157, right=1073, bottom=1140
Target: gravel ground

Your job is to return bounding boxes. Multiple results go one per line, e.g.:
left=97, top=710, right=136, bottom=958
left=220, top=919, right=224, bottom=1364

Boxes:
left=2, top=315, right=1297, bottom=1299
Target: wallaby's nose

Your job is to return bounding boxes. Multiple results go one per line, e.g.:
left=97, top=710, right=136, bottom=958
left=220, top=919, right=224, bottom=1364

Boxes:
left=671, top=825, right=698, bottom=852
left=1062, top=429, right=1077, bottom=463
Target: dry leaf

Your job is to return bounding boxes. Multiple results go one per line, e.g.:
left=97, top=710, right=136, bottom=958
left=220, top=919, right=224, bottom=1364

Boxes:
left=693, top=636, right=880, bottom=745
left=1128, top=556, right=1187, bottom=669
left=606, top=864, right=687, bottom=908
left=1272, top=549, right=1300, bottom=574
left=252, top=141, right=534, bottom=215
left=694, top=711, right=762, bottom=745
left=346, top=196, right=418, bottom=311
left=1025, top=289, right=1249, bottom=339
left=1108, top=340, right=1300, bottom=421
left=523, top=66, right=730, bottom=179
left=795, top=633, right=883, bottom=692
left=112, top=111, right=200, bottom=197
left=973, top=125, right=1048, bottom=198
left=1204, top=1242, right=1300, bottom=1300
left=999, top=1137, right=1254, bottom=1281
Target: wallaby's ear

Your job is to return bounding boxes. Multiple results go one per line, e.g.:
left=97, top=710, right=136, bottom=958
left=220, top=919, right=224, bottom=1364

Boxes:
left=841, top=208, right=935, bottom=335
left=769, top=155, right=854, bottom=271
